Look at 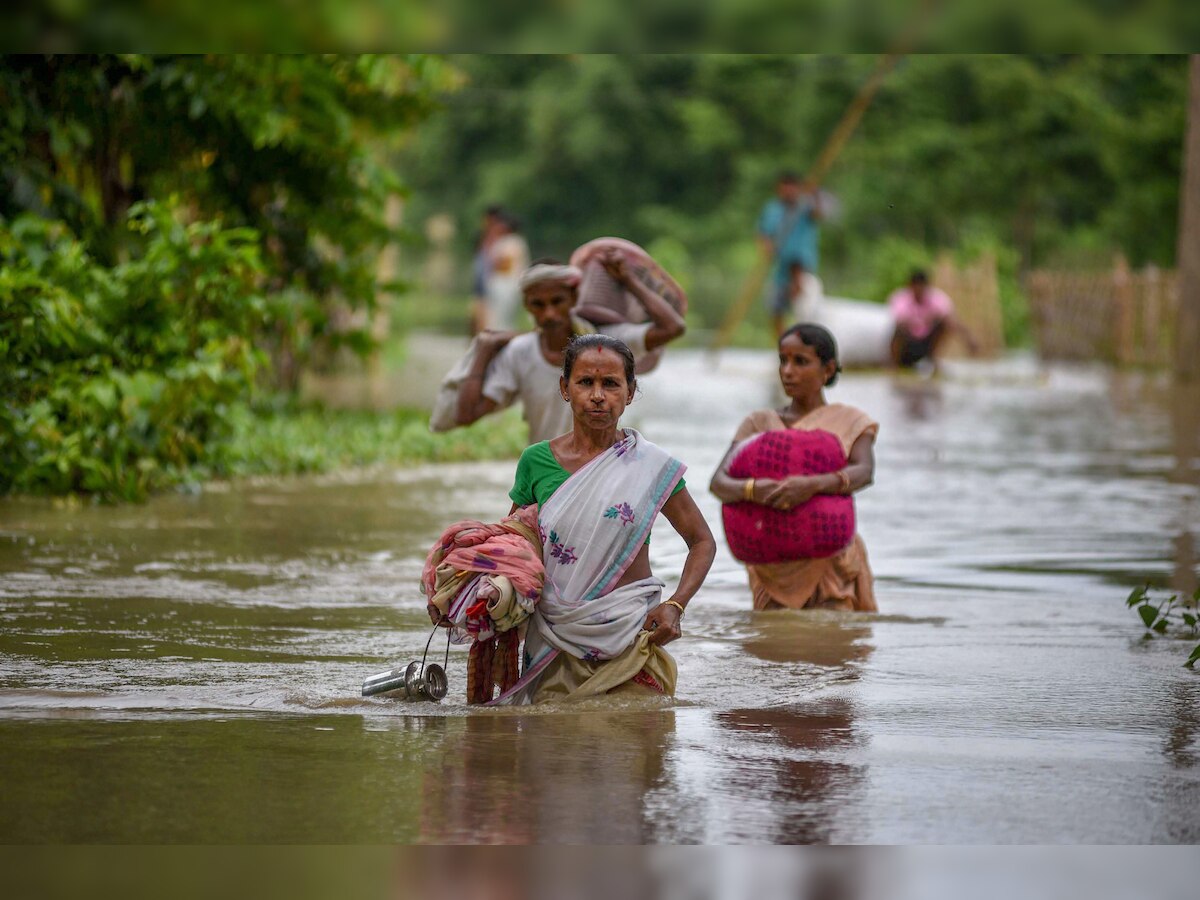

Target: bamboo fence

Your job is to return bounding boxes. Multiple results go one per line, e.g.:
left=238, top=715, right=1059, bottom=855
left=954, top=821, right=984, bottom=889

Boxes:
left=1027, top=256, right=1180, bottom=367
left=933, top=251, right=1005, bottom=358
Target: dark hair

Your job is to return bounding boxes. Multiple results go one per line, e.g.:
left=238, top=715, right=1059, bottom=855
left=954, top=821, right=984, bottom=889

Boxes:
left=484, top=203, right=504, bottom=217
left=562, top=334, right=637, bottom=388
left=777, top=170, right=802, bottom=184
left=910, top=269, right=929, bottom=285
left=779, top=323, right=842, bottom=387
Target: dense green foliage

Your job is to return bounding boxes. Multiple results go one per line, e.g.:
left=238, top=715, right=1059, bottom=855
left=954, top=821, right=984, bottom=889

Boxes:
left=2, top=54, right=1190, bottom=499
left=8, top=3, right=1200, bottom=53
left=1, top=204, right=267, bottom=500
left=401, top=55, right=1188, bottom=330
left=2, top=54, right=445, bottom=383
left=1, top=55, right=451, bottom=499
left=0, top=198, right=525, bottom=501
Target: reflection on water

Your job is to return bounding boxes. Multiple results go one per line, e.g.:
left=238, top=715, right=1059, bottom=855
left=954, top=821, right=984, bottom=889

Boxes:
left=5, top=845, right=1199, bottom=900
left=709, top=702, right=865, bottom=845
left=889, top=377, right=944, bottom=421
left=417, top=709, right=675, bottom=844
left=1, top=352, right=1199, bottom=842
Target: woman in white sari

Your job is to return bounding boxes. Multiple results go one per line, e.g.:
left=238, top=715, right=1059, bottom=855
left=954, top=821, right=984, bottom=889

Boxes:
left=493, top=334, right=715, bottom=705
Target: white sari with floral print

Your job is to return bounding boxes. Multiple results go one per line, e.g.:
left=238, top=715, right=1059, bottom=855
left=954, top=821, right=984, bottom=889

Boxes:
left=491, top=429, right=685, bottom=705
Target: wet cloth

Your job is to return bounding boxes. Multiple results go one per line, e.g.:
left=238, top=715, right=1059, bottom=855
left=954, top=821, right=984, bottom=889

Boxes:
left=731, top=404, right=879, bottom=612
left=893, top=319, right=946, bottom=367
left=490, top=429, right=686, bottom=705
left=421, top=505, right=544, bottom=643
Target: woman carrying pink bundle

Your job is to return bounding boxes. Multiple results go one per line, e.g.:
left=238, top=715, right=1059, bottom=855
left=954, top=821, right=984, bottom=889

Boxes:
left=710, top=323, right=879, bottom=612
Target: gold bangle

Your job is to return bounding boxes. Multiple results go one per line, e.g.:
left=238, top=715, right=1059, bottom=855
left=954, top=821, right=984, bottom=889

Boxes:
left=663, top=599, right=686, bottom=616
left=742, top=477, right=755, bottom=502
left=836, top=470, right=851, bottom=493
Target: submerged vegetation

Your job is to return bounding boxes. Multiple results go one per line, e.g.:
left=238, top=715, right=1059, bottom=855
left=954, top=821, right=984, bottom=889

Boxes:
left=1126, top=585, right=1200, bottom=669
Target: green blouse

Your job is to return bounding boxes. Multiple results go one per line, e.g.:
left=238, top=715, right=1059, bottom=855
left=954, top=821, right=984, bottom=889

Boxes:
left=508, top=441, right=685, bottom=543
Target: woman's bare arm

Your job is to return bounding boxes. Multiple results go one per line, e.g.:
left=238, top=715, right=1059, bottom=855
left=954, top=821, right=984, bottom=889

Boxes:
left=709, top=440, right=779, bottom=505
left=712, top=431, right=875, bottom=510
left=759, top=432, right=876, bottom=509
left=643, top=487, right=716, bottom=645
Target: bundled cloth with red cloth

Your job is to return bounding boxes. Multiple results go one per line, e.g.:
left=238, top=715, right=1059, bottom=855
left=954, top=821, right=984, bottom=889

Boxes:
left=420, top=505, right=544, bottom=703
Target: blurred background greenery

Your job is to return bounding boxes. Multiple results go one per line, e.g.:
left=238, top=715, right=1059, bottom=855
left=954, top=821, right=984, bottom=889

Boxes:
left=1, top=54, right=1191, bottom=499
left=400, top=55, right=1187, bottom=337
left=6, top=1, right=1199, bottom=52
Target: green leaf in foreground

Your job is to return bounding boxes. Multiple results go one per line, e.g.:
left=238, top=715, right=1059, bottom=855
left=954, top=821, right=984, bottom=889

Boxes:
left=1126, top=585, right=1200, bottom=670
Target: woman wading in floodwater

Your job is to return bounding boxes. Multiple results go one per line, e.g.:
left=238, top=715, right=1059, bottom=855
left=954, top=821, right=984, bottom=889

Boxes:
left=710, top=324, right=879, bottom=611
left=495, top=334, right=715, bottom=704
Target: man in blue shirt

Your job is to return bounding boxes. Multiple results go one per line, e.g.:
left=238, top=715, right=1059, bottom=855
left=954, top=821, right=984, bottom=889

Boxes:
left=757, top=170, right=824, bottom=339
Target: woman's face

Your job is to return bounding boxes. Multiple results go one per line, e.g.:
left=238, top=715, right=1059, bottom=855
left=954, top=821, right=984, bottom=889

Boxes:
left=778, top=333, right=835, bottom=400
left=561, top=348, right=633, bottom=430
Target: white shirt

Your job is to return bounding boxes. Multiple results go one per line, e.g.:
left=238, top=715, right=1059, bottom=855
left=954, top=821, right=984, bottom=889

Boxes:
left=482, top=323, right=651, bottom=444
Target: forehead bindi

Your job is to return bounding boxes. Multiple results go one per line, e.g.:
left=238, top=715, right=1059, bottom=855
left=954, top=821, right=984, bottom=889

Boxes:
left=573, top=349, right=627, bottom=380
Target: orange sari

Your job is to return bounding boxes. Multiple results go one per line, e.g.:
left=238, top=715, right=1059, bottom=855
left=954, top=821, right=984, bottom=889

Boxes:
left=731, top=403, right=879, bottom=612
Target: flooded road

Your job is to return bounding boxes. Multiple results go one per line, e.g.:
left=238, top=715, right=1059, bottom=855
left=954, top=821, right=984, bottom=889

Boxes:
left=2, top=348, right=1198, bottom=842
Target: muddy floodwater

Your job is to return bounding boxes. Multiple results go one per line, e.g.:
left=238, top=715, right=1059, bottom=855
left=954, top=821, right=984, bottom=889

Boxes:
left=2, top=349, right=1198, bottom=843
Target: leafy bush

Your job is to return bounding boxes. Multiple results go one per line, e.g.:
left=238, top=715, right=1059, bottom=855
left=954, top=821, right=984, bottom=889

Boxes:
left=1, top=203, right=267, bottom=500
left=1, top=55, right=446, bottom=388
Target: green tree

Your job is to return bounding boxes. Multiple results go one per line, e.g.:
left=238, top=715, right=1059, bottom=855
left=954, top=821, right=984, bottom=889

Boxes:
left=0, top=55, right=446, bottom=498
left=1, top=54, right=446, bottom=384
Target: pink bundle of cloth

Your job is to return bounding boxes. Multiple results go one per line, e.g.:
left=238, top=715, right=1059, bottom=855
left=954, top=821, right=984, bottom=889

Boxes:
left=722, top=429, right=855, bottom=564
left=421, top=505, right=544, bottom=703
left=421, top=505, right=544, bottom=642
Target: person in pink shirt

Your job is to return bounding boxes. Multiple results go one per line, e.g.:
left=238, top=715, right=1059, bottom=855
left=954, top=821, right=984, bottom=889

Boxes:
left=887, top=270, right=978, bottom=370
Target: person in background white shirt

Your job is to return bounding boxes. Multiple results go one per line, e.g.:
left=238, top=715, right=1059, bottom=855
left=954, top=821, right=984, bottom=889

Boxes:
left=482, top=211, right=530, bottom=332
left=455, top=254, right=687, bottom=444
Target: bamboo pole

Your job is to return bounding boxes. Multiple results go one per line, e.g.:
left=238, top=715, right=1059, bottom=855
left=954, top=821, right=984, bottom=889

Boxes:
left=709, top=54, right=903, bottom=354
left=808, top=54, right=904, bottom=188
